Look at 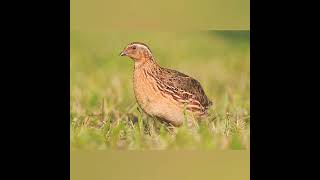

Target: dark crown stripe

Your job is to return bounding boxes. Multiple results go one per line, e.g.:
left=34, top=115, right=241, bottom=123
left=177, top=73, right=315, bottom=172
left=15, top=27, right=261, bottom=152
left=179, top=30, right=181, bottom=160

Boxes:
left=129, top=42, right=152, bottom=53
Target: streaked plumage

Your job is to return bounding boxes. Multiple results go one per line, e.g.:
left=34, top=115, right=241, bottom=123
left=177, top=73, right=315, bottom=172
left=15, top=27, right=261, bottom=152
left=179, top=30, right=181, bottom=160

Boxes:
left=120, top=42, right=212, bottom=126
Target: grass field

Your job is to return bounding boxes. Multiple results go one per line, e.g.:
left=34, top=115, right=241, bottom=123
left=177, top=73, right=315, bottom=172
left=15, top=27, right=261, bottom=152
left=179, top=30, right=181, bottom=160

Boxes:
left=70, top=31, right=250, bottom=150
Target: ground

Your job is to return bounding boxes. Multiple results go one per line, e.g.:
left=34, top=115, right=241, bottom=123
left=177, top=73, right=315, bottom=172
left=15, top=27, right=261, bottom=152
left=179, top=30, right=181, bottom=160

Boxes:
left=70, top=31, right=250, bottom=150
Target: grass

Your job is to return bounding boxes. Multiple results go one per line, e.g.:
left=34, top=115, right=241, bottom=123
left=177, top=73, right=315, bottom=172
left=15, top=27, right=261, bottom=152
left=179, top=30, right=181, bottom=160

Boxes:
left=70, top=31, right=250, bottom=150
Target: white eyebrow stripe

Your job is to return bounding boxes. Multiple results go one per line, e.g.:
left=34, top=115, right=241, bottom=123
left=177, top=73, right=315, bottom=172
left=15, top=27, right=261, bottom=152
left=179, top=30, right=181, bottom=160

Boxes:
left=133, top=44, right=152, bottom=55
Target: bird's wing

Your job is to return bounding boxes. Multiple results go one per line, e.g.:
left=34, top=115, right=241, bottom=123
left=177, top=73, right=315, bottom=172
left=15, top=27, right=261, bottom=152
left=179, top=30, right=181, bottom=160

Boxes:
left=159, top=68, right=213, bottom=110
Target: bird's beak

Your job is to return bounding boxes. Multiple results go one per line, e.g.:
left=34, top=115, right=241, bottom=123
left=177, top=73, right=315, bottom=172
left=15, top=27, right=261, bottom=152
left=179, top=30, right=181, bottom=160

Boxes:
left=119, top=51, right=127, bottom=56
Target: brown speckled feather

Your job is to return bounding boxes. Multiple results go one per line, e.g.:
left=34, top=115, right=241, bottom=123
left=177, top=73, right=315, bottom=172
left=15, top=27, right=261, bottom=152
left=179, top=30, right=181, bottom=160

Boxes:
left=147, top=65, right=213, bottom=114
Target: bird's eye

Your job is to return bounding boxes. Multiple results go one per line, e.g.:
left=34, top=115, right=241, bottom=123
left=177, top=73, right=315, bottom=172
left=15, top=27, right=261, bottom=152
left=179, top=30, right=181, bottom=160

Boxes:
left=132, top=46, right=136, bottom=50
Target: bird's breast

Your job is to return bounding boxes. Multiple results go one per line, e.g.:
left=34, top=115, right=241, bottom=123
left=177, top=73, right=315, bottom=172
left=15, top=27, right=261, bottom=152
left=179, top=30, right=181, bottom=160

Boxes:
left=133, top=69, right=157, bottom=110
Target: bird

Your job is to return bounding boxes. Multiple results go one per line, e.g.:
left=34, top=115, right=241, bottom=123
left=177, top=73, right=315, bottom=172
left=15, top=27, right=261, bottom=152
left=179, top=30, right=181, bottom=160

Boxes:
left=119, top=42, right=212, bottom=127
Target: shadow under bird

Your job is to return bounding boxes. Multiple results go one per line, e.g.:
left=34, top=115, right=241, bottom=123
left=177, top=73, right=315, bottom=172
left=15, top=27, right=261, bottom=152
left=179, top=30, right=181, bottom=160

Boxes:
left=120, top=42, right=213, bottom=127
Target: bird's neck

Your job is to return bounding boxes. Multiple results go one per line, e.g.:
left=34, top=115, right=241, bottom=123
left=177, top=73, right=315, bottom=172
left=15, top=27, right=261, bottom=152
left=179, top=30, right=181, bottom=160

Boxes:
left=134, top=56, right=159, bottom=70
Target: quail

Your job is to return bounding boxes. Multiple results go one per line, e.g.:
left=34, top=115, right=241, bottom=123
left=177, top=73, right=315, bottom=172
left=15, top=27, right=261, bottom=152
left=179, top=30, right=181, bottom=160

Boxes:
left=120, top=42, right=212, bottom=127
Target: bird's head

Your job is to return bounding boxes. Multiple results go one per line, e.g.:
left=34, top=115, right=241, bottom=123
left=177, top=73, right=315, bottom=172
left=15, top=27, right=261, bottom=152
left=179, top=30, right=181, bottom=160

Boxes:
left=120, top=42, right=154, bottom=64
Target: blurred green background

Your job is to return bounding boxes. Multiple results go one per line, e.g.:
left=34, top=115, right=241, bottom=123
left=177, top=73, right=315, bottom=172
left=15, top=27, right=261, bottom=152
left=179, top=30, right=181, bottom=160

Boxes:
left=70, top=31, right=250, bottom=150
